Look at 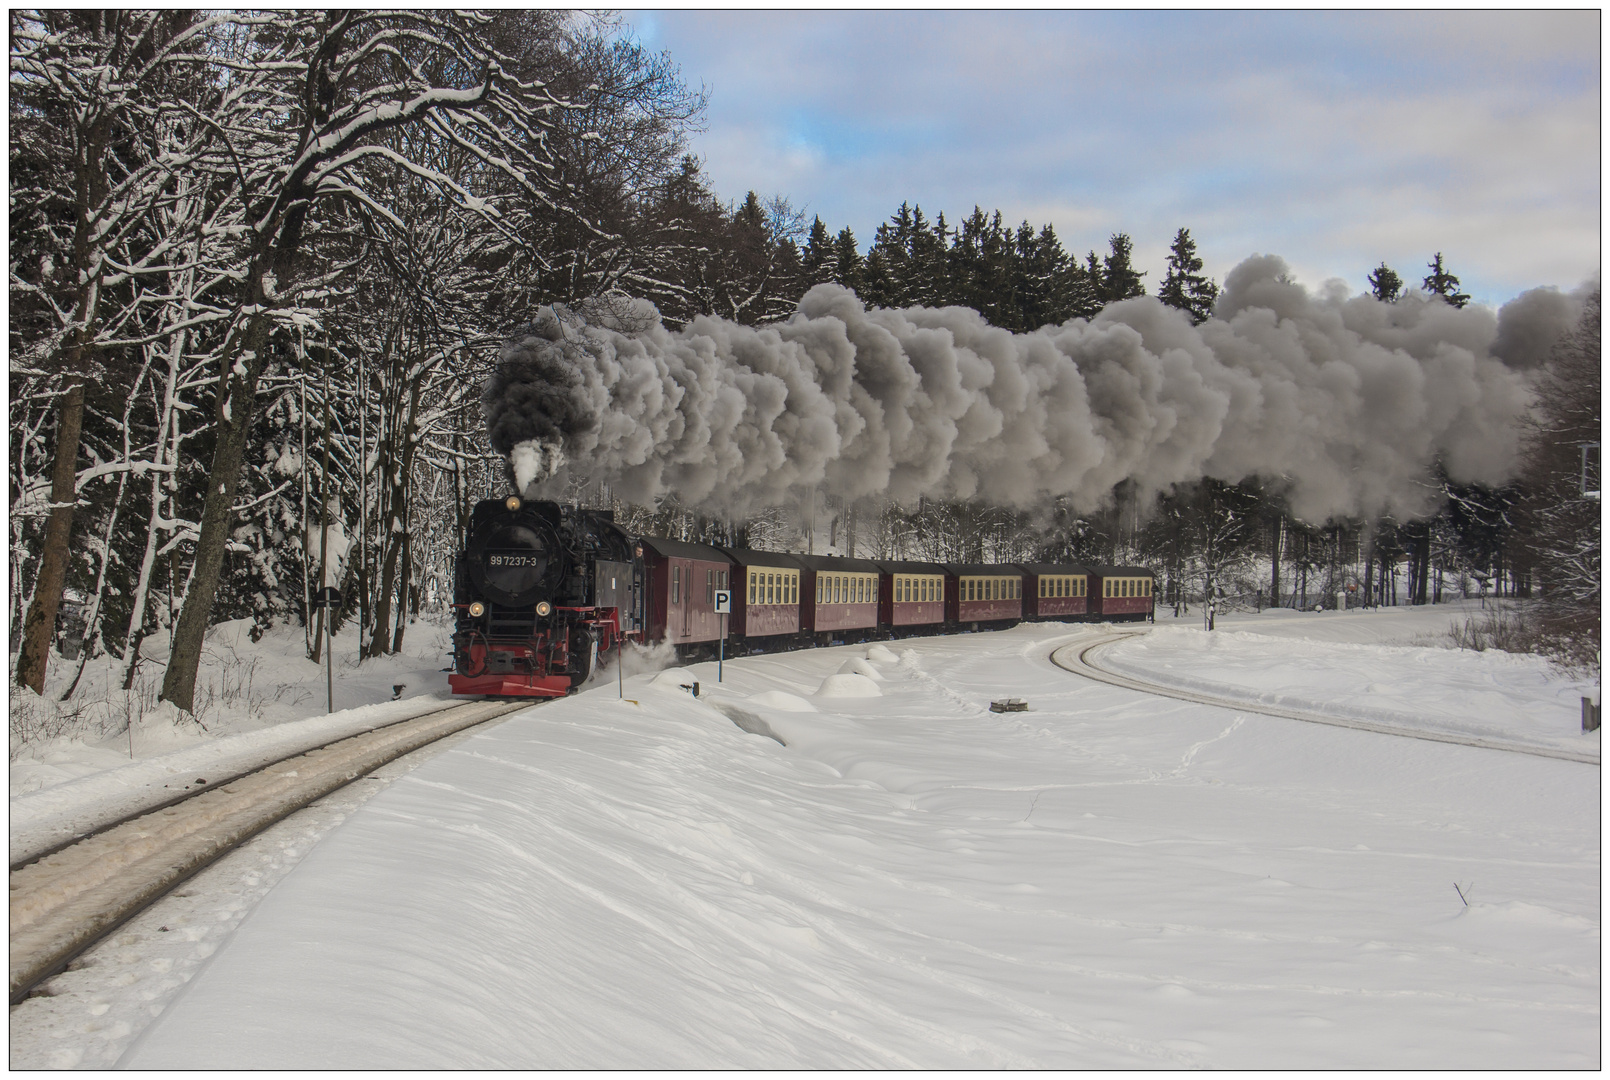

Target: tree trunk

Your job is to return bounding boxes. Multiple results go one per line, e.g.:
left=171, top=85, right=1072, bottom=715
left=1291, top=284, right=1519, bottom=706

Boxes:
left=1269, top=516, right=1282, bottom=607
left=17, top=380, right=86, bottom=694
left=1413, top=526, right=1431, bottom=605
left=160, top=318, right=267, bottom=712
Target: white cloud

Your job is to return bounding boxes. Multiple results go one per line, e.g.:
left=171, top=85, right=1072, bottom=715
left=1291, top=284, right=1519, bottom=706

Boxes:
left=637, top=10, right=1599, bottom=305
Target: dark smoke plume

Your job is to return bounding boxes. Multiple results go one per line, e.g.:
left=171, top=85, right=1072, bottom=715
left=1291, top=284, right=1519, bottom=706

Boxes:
left=481, top=255, right=1588, bottom=523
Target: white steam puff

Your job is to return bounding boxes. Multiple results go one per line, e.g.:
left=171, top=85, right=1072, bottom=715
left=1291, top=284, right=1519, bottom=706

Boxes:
left=487, top=255, right=1585, bottom=523
left=510, top=440, right=566, bottom=494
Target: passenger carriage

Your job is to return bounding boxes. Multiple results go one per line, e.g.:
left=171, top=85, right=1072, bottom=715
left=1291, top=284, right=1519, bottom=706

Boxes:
left=946, top=563, right=1026, bottom=627
left=796, top=554, right=882, bottom=645
left=875, top=559, right=948, bottom=637
left=1019, top=563, right=1090, bottom=621
left=639, top=537, right=728, bottom=649
left=1088, top=565, right=1156, bottom=622
left=719, top=547, right=804, bottom=645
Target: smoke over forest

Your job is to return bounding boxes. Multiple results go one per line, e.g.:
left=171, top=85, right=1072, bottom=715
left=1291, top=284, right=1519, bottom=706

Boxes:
left=483, top=255, right=1586, bottom=525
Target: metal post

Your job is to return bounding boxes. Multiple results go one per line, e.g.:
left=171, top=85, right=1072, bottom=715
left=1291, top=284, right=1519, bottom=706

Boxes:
left=719, top=611, right=726, bottom=682
left=618, top=630, right=623, bottom=699
left=326, top=604, right=334, bottom=714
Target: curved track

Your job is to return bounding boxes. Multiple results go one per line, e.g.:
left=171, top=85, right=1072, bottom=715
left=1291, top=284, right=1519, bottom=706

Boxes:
left=9, top=698, right=531, bottom=1004
left=1052, top=628, right=1598, bottom=766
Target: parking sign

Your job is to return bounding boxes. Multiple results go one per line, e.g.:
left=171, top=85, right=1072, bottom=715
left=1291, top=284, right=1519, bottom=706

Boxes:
left=713, top=589, right=731, bottom=614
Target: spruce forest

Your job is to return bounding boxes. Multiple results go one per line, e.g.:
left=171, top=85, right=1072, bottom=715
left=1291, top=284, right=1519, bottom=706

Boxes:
left=9, top=11, right=1600, bottom=717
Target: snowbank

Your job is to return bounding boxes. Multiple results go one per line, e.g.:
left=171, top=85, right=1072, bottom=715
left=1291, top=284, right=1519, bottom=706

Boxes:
left=113, top=621, right=1597, bottom=1069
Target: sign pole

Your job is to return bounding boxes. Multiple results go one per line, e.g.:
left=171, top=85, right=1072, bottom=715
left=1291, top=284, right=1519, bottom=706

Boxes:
left=314, top=587, right=341, bottom=714
left=326, top=602, right=334, bottom=714
left=713, top=588, right=731, bottom=682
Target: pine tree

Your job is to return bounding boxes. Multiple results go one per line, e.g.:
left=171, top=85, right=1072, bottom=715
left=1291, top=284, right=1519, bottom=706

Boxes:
left=1157, top=228, right=1218, bottom=323
left=831, top=227, right=862, bottom=292
left=1100, top=233, right=1146, bottom=302
left=1366, top=262, right=1404, bottom=302
left=800, top=216, right=837, bottom=288
left=906, top=207, right=950, bottom=308
left=1421, top=253, right=1471, bottom=308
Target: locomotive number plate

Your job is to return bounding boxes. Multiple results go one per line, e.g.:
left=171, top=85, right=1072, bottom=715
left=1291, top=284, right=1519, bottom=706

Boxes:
left=488, top=554, right=543, bottom=567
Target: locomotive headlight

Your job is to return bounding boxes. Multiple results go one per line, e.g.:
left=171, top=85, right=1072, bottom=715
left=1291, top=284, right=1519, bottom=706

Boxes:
left=468, top=602, right=485, bottom=617
left=505, top=496, right=522, bottom=511
left=535, top=601, right=553, bottom=617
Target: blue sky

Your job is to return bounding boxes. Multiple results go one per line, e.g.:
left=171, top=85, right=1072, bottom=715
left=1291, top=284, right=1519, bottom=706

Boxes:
left=623, top=10, right=1599, bottom=308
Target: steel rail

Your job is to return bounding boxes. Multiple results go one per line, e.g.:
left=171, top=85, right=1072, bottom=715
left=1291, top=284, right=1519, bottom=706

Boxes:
left=10, top=697, right=532, bottom=1004
left=1052, top=629, right=1598, bottom=766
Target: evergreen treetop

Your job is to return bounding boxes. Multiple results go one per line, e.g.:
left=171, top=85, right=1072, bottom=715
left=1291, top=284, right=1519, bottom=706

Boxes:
left=1421, top=253, right=1471, bottom=308
left=1366, top=262, right=1403, bottom=303
left=1157, top=227, right=1218, bottom=324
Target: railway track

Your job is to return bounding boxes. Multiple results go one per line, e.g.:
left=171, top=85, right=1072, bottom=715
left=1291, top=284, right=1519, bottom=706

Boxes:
left=9, top=697, right=532, bottom=1005
left=1052, top=628, right=1599, bottom=766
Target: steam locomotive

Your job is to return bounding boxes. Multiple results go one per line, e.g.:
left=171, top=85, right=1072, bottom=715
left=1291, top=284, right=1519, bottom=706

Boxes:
left=451, top=495, right=1155, bottom=698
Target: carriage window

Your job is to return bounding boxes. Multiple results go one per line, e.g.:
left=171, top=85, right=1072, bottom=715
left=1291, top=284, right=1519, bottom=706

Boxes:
left=748, top=571, right=755, bottom=605
left=672, top=565, right=681, bottom=604
left=790, top=576, right=797, bottom=605
left=706, top=568, right=714, bottom=604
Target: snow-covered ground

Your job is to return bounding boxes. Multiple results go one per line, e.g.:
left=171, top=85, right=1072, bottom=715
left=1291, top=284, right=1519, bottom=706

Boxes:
left=11, top=602, right=1601, bottom=1068
left=1101, top=604, right=1597, bottom=759
left=10, top=618, right=457, bottom=798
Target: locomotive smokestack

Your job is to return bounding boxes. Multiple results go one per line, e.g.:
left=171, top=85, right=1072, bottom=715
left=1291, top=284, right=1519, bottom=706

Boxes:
left=481, top=258, right=1586, bottom=523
